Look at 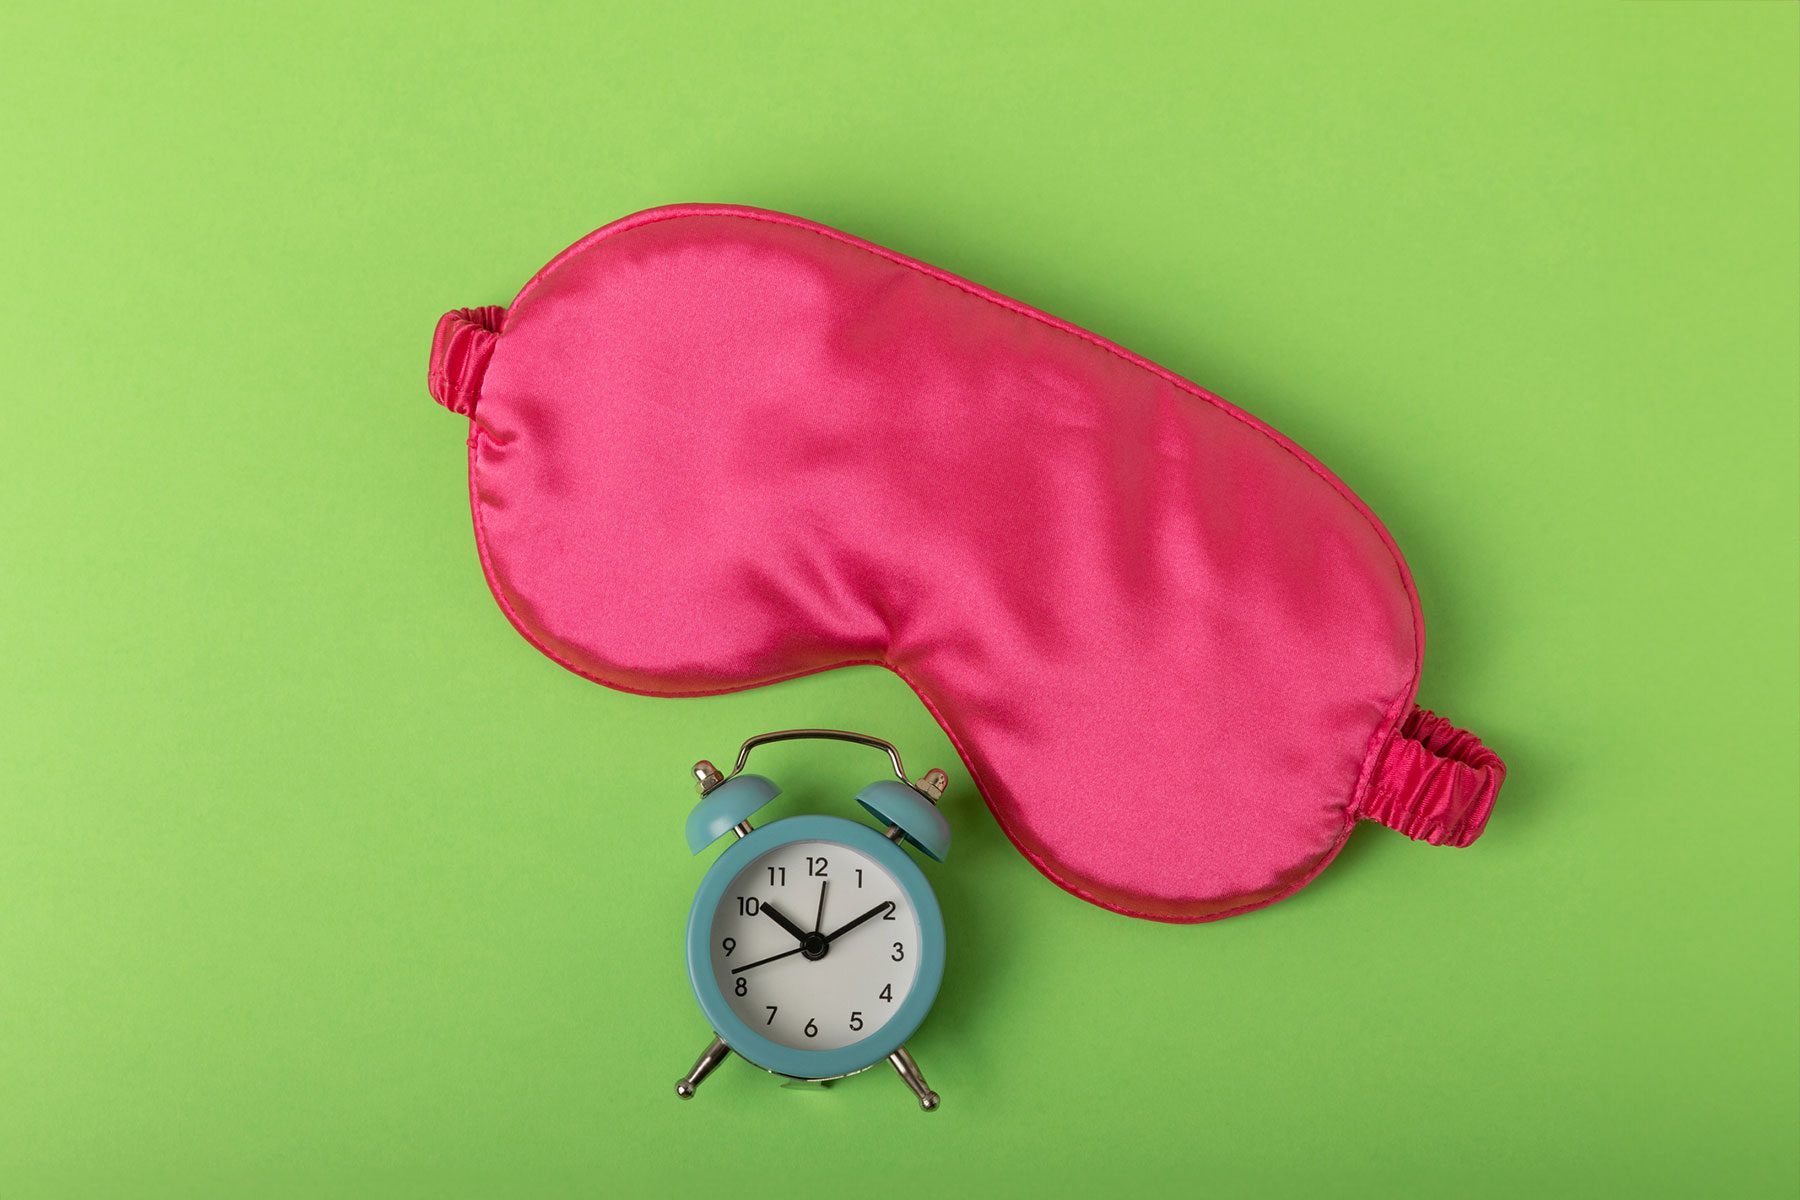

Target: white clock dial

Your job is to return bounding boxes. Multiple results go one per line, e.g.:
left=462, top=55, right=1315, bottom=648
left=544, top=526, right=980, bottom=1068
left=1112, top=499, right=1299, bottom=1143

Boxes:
left=708, top=839, right=922, bottom=1052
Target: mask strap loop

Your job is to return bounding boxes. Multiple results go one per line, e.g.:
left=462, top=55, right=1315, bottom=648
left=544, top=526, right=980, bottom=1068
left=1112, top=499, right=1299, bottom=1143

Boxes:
left=428, top=305, right=506, bottom=416
left=1358, top=707, right=1506, bottom=847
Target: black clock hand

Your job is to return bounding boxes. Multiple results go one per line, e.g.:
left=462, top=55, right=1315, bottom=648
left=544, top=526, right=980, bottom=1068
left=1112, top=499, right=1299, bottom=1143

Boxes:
left=731, top=946, right=805, bottom=974
left=759, top=902, right=809, bottom=946
left=813, top=880, right=828, bottom=933
left=823, top=900, right=895, bottom=943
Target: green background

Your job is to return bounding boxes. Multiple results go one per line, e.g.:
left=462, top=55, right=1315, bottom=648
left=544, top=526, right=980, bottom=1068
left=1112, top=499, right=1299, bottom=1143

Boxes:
left=3, top=2, right=1795, bottom=1195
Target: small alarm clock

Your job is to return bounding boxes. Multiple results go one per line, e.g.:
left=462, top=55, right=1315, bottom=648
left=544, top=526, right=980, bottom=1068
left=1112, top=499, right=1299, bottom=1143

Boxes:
left=674, top=729, right=951, bottom=1111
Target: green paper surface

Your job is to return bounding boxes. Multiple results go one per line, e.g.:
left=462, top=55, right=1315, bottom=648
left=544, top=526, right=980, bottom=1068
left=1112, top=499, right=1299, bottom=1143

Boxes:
left=2, top=3, right=1795, bottom=1195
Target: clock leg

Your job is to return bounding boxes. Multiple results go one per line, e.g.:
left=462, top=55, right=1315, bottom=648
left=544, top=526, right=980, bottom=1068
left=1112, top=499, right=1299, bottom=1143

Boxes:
left=675, top=1035, right=731, bottom=1099
left=887, top=1046, right=940, bottom=1111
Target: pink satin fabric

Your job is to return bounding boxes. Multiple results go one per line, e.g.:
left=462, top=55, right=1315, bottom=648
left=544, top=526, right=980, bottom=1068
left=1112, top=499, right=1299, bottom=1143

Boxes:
left=428, top=204, right=1505, bottom=922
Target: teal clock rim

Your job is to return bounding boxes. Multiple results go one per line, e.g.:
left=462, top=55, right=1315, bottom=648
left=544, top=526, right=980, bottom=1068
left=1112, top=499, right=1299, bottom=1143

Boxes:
left=685, top=814, right=946, bottom=1080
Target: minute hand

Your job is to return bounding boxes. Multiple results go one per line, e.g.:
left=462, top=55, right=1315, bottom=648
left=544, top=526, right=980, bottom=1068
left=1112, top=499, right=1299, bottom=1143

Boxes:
left=823, top=901, right=894, bottom=943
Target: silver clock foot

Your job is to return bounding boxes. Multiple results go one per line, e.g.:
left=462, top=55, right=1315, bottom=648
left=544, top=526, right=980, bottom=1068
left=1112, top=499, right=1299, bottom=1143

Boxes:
left=888, top=1046, right=940, bottom=1111
left=675, top=1035, right=731, bottom=1099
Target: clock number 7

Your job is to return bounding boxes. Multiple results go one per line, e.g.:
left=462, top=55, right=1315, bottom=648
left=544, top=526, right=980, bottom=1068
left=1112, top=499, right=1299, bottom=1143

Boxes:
left=764, top=1006, right=778, bottom=1026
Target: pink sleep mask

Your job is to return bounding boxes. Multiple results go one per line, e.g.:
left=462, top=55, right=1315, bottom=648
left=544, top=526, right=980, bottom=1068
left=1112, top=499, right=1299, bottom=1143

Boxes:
left=426, top=204, right=1506, bottom=922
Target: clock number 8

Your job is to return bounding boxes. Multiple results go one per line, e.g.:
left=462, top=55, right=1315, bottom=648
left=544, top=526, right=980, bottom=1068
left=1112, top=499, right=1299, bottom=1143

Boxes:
left=734, top=977, right=747, bottom=996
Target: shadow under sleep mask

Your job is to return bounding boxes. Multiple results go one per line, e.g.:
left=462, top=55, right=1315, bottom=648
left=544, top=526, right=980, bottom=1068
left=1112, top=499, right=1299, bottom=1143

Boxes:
left=426, top=204, right=1506, bottom=922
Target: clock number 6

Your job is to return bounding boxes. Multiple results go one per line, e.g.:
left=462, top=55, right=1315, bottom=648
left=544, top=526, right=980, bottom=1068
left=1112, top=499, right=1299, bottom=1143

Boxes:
left=804, top=1018, right=819, bottom=1039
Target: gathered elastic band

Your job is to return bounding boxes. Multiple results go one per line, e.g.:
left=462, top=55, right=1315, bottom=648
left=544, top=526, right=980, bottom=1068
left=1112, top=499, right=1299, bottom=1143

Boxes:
left=1359, top=707, right=1506, bottom=847
left=428, top=305, right=505, bottom=416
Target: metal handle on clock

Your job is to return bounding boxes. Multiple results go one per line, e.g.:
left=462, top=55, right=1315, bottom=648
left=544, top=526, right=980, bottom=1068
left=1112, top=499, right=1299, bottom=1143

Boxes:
left=727, top=729, right=948, bottom=808
left=730, top=729, right=910, bottom=781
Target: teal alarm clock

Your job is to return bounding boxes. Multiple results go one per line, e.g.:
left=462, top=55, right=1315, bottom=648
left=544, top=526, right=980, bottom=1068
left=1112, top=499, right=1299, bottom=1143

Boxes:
left=674, top=730, right=951, bottom=1111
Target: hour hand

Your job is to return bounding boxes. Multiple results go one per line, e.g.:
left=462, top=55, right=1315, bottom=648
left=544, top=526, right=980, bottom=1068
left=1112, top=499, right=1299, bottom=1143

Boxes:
left=759, top=902, right=810, bottom=946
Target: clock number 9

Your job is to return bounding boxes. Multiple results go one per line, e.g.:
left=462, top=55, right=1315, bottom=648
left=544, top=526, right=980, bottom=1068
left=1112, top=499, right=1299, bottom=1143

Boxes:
left=721, top=937, right=735, bottom=957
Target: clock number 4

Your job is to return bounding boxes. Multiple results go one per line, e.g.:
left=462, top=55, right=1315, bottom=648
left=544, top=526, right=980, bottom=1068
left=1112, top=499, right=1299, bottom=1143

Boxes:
left=879, top=984, right=893, bottom=1003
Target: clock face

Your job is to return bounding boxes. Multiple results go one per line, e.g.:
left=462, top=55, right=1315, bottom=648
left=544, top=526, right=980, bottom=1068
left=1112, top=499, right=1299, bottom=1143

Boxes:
left=708, top=838, right=922, bottom=1052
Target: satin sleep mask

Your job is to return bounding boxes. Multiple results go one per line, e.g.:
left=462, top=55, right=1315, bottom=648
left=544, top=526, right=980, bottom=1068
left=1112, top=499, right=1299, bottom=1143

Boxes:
left=426, top=203, right=1506, bottom=922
